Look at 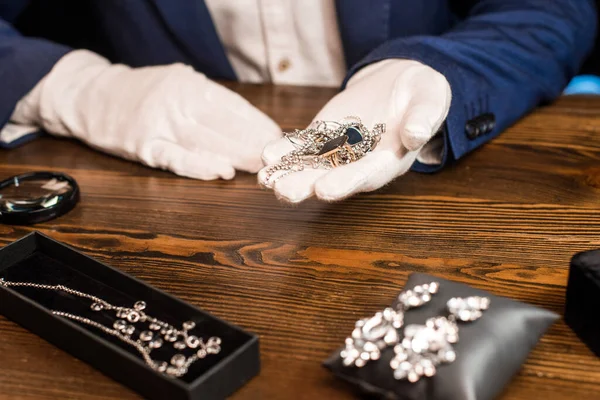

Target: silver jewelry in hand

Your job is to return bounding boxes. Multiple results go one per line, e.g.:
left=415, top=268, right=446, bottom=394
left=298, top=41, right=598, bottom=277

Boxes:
left=264, top=116, right=385, bottom=185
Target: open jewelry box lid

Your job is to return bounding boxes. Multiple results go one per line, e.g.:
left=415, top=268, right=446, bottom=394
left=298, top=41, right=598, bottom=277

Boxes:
left=0, top=231, right=260, bottom=400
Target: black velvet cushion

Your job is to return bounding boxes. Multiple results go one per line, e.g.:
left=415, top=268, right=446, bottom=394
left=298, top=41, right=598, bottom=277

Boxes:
left=323, top=273, right=558, bottom=400
left=565, top=249, right=600, bottom=358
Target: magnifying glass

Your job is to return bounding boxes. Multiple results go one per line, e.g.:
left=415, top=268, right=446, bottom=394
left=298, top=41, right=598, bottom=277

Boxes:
left=0, top=172, right=80, bottom=225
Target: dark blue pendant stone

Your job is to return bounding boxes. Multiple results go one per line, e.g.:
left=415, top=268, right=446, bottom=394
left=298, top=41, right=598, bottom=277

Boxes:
left=345, top=126, right=363, bottom=145
left=317, top=135, right=348, bottom=155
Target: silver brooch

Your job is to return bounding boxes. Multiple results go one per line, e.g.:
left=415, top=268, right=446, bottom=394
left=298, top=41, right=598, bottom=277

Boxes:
left=390, top=296, right=490, bottom=382
left=340, top=282, right=439, bottom=367
left=339, top=280, right=490, bottom=384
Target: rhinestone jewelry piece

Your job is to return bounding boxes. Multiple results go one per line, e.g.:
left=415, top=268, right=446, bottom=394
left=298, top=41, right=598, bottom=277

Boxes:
left=183, top=321, right=196, bottom=330
left=341, top=308, right=402, bottom=367
left=446, top=296, right=490, bottom=322
left=165, top=333, right=178, bottom=342
left=186, top=336, right=200, bottom=349
left=157, top=362, right=168, bottom=373
left=113, top=320, right=127, bottom=331
left=206, top=337, right=222, bottom=354
left=389, top=295, right=490, bottom=382
left=263, top=116, right=385, bottom=185
left=0, top=278, right=223, bottom=379
left=166, top=366, right=178, bottom=376
left=340, top=282, right=439, bottom=368
left=127, top=311, right=141, bottom=323
left=171, top=354, right=186, bottom=368
left=397, top=282, right=439, bottom=309
left=149, top=322, right=161, bottom=331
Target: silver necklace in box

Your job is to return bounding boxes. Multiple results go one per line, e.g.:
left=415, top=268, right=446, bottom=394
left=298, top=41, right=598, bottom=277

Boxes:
left=0, top=278, right=221, bottom=378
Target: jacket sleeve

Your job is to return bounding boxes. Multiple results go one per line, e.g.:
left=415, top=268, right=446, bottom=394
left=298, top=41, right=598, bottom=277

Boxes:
left=344, top=0, right=598, bottom=172
left=0, top=17, right=71, bottom=143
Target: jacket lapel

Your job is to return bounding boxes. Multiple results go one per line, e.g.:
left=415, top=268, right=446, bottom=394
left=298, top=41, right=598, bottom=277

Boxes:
left=149, top=0, right=236, bottom=80
left=335, top=0, right=392, bottom=67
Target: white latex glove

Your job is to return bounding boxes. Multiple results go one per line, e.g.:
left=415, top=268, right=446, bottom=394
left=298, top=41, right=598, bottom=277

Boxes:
left=11, top=50, right=281, bottom=180
left=258, top=59, right=451, bottom=202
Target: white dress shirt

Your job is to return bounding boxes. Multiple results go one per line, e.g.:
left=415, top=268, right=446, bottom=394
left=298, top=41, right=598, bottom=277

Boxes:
left=204, top=0, right=346, bottom=87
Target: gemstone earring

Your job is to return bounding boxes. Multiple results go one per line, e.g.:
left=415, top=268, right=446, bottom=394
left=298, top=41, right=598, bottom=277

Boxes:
left=340, top=282, right=439, bottom=367
left=390, top=296, right=490, bottom=382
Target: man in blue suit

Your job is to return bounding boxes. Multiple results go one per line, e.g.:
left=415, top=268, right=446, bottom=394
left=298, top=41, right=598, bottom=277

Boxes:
left=0, top=1, right=596, bottom=203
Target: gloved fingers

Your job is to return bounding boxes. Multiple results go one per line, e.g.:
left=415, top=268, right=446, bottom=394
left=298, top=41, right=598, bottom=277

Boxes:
left=271, top=169, right=329, bottom=204
left=313, top=150, right=417, bottom=201
left=398, top=73, right=451, bottom=151
left=177, top=124, right=266, bottom=173
left=398, top=101, right=443, bottom=151
left=260, top=137, right=296, bottom=166
left=146, top=140, right=235, bottom=180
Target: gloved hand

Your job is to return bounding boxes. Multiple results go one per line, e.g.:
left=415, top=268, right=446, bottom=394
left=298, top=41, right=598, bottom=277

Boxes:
left=11, top=50, right=281, bottom=180
left=257, top=59, right=451, bottom=202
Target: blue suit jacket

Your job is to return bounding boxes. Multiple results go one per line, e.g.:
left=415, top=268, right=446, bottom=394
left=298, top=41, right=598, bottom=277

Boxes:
left=0, top=0, right=596, bottom=172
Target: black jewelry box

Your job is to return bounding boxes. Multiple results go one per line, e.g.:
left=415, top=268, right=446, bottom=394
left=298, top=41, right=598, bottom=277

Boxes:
left=0, top=232, right=260, bottom=399
left=565, top=249, right=600, bottom=358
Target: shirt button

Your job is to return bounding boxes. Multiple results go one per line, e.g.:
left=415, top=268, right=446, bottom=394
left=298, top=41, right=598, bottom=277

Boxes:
left=277, top=58, right=291, bottom=72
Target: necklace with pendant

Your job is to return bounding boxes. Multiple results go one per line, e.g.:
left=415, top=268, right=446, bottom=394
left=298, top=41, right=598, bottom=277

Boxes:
left=0, top=277, right=222, bottom=378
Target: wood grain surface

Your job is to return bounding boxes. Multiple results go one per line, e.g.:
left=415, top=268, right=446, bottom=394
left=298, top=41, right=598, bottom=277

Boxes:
left=0, top=83, right=599, bottom=400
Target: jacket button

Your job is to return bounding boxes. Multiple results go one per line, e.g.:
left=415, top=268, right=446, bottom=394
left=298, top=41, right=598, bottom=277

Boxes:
left=487, top=117, right=496, bottom=132
left=482, top=113, right=496, bottom=133
left=479, top=122, right=489, bottom=134
left=465, top=121, right=480, bottom=139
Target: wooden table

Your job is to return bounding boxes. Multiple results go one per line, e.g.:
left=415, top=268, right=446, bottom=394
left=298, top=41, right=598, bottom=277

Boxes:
left=0, top=84, right=599, bottom=400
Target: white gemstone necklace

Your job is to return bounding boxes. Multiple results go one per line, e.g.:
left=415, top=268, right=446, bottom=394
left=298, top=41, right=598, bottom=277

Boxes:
left=0, top=277, right=221, bottom=378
